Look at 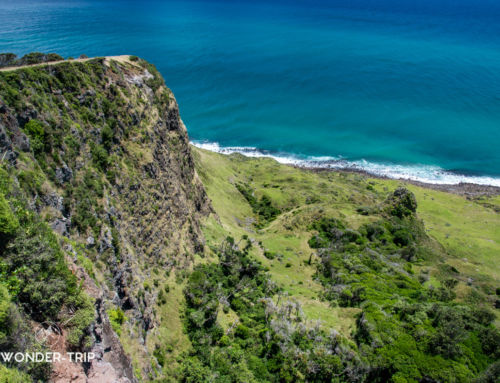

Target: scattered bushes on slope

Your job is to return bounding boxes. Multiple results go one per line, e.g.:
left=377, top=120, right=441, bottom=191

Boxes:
left=236, top=183, right=280, bottom=226
left=309, top=188, right=500, bottom=382
left=179, top=236, right=366, bottom=382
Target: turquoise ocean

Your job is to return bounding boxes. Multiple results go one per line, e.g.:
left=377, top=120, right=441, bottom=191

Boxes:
left=1, top=0, right=500, bottom=185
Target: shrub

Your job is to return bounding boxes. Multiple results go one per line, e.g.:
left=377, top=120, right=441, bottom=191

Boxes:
left=257, top=195, right=280, bottom=221
left=264, top=251, right=276, bottom=260
left=0, top=194, right=18, bottom=243
left=0, top=285, right=12, bottom=345
left=429, top=306, right=467, bottom=358
left=387, top=188, right=418, bottom=218
left=219, top=335, right=230, bottom=347
left=101, top=125, right=114, bottom=150
left=0, top=364, right=31, bottom=383
left=235, top=183, right=280, bottom=224
left=476, top=361, right=500, bottom=383
left=19, top=52, right=50, bottom=65
left=90, top=143, right=109, bottom=170
left=23, top=119, right=45, bottom=155
left=235, top=324, right=250, bottom=339
left=393, top=228, right=412, bottom=247
left=158, top=290, right=167, bottom=305
left=364, top=222, right=386, bottom=241
left=0, top=53, right=17, bottom=67
left=4, top=217, right=77, bottom=321
left=65, top=292, right=94, bottom=349
left=478, top=327, right=500, bottom=358
left=343, top=228, right=362, bottom=243
left=153, top=346, right=166, bottom=367
left=108, top=308, right=127, bottom=336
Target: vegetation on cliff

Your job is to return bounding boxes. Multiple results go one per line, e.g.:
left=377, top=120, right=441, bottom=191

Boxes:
left=0, top=55, right=499, bottom=382
left=0, top=55, right=208, bottom=382
left=0, top=52, right=65, bottom=68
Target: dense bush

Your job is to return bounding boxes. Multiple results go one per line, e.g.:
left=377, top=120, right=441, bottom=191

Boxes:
left=179, top=237, right=366, bottom=382
left=65, top=292, right=95, bottom=349
left=108, top=308, right=127, bottom=336
left=4, top=215, right=78, bottom=321
left=68, top=170, right=104, bottom=236
left=18, top=52, right=63, bottom=65
left=101, top=124, right=114, bottom=150
left=22, top=119, right=46, bottom=155
left=0, top=52, right=63, bottom=68
left=0, top=53, right=17, bottom=67
left=387, top=187, right=418, bottom=218
left=0, top=364, right=31, bottom=383
left=0, top=169, right=93, bottom=380
left=309, top=189, right=500, bottom=381
left=90, top=143, right=109, bottom=171
left=0, top=194, right=18, bottom=244
left=235, top=183, right=280, bottom=225
left=0, top=285, right=12, bottom=346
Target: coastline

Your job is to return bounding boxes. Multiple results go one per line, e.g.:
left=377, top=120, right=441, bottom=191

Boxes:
left=191, top=141, right=500, bottom=197
left=303, top=166, right=500, bottom=198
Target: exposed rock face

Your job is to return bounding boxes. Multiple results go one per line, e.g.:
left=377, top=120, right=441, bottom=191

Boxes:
left=0, top=101, right=19, bottom=163
left=48, top=265, right=136, bottom=383
left=0, top=57, right=211, bottom=381
left=55, top=164, right=73, bottom=184
left=51, top=217, right=70, bottom=236
left=85, top=298, right=135, bottom=383
left=0, top=121, right=16, bottom=163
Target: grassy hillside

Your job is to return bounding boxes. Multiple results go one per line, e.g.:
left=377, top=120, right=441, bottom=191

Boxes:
left=193, top=147, right=500, bottom=320
left=190, top=146, right=500, bottom=382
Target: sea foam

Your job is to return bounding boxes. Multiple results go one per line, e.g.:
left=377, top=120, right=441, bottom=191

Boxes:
left=191, top=141, right=500, bottom=187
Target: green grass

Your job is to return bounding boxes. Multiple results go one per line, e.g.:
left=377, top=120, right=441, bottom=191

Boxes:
left=192, top=146, right=500, bottom=332
left=151, top=276, right=192, bottom=375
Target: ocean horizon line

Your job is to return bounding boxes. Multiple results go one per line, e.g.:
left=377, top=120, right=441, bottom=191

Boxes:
left=191, top=140, right=500, bottom=188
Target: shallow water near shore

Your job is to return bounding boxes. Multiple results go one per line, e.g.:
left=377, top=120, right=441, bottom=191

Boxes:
left=1, top=0, right=500, bottom=185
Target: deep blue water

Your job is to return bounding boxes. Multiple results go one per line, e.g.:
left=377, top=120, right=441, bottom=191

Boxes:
left=1, top=0, right=500, bottom=185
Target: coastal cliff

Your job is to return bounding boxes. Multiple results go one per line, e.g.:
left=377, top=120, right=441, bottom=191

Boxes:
left=0, top=55, right=499, bottom=383
left=0, top=56, right=210, bottom=382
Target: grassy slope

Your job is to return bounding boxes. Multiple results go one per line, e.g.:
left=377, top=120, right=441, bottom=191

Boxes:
left=192, top=147, right=500, bottom=333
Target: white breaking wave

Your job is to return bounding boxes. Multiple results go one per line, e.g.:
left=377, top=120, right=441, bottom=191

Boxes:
left=191, top=141, right=500, bottom=187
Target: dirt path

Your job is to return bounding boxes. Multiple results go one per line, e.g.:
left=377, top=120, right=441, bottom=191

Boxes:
left=0, top=55, right=133, bottom=72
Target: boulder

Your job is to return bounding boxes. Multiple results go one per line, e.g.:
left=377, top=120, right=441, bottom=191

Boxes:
left=55, top=164, right=73, bottom=184
left=86, top=236, right=96, bottom=248
left=51, top=218, right=70, bottom=236
left=0, top=122, right=17, bottom=163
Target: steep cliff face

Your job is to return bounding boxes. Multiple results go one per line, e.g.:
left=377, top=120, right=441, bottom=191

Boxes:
left=0, top=56, right=210, bottom=381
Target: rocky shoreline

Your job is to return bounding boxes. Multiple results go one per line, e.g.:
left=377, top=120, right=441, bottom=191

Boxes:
left=302, top=166, right=500, bottom=198
left=191, top=142, right=500, bottom=198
